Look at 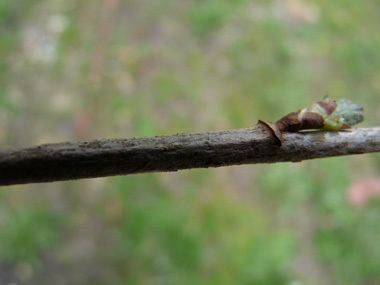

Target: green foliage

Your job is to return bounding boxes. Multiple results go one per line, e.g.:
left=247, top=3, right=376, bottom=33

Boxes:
left=109, top=175, right=296, bottom=284
left=0, top=204, right=61, bottom=266
left=333, top=38, right=380, bottom=79
left=0, top=86, right=15, bottom=111
left=0, top=0, right=36, bottom=113
left=316, top=201, right=380, bottom=284
left=154, top=73, right=184, bottom=101
left=259, top=158, right=380, bottom=284
left=0, top=0, right=37, bottom=52
left=189, top=0, right=246, bottom=36
left=189, top=1, right=231, bottom=36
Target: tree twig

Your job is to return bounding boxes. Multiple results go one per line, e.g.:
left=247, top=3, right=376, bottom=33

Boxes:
left=0, top=124, right=379, bottom=186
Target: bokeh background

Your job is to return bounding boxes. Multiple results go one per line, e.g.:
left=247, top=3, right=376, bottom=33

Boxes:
left=1, top=0, right=380, bottom=284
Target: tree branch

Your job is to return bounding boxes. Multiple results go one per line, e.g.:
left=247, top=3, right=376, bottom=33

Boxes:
left=1, top=124, right=379, bottom=186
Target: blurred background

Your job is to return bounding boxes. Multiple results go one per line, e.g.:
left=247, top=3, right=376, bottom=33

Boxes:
left=1, top=0, right=380, bottom=284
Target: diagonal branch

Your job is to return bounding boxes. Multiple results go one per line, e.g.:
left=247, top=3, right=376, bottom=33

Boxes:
left=1, top=124, right=379, bottom=186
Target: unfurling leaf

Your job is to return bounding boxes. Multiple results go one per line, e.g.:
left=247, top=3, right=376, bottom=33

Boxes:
left=258, top=96, right=364, bottom=146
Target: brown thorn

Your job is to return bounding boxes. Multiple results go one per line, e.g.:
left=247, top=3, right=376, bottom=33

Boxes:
left=258, top=120, right=283, bottom=146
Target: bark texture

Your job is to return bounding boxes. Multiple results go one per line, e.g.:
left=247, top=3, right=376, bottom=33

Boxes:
left=0, top=125, right=379, bottom=185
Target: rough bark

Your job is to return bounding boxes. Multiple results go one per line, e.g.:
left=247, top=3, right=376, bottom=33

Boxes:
left=0, top=124, right=379, bottom=186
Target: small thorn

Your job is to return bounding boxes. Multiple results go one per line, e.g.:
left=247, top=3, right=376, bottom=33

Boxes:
left=258, top=120, right=283, bottom=146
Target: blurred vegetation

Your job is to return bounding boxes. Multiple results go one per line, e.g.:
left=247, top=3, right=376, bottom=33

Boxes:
left=0, top=199, right=60, bottom=266
left=1, top=0, right=380, bottom=284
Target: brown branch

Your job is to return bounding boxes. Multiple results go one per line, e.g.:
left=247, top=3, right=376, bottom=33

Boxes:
left=0, top=124, right=379, bottom=186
